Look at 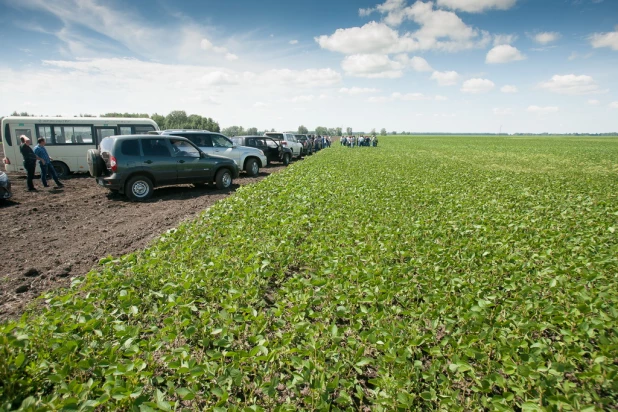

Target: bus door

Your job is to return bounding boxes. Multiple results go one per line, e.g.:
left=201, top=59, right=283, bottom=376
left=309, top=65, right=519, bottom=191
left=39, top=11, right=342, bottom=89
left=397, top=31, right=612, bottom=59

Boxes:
left=95, top=126, right=117, bottom=147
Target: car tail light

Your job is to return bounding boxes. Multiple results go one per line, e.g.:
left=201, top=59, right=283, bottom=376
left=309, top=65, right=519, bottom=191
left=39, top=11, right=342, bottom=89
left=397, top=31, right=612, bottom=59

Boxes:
left=110, top=156, right=117, bottom=172
left=281, top=141, right=287, bottom=146
left=2, top=157, right=9, bottom=165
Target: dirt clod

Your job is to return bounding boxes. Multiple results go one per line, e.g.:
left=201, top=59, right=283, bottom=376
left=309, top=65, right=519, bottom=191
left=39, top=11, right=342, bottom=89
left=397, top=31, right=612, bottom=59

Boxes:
left=15, top=284, right=30, bottom=294
left=23, top=268, right=40, bottom=278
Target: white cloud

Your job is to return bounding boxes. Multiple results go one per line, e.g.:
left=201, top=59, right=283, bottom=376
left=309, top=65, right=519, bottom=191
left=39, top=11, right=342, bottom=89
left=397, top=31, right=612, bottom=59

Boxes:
left=13, top=0, right=239, bottom=63
left=435, top=95, right=449, bottom=101
left=590, top=28, right=618, bottom=51
left=493, top=34, right=517, bottom=46
left=568, top=52, right=593, bottom=61
left=500, top=85, right=518, bottom=93
left=431, top=70, right=460, bottom=86
left=493, top=108, right=513, bottom=115
left=436, top=0, right=517, bottom=13
left=532, top=32, right=561, bottom=45
left=527, top=105, right=559, bottom=114
left=392, top=92, right=429, bottom=101
left=587, top=99, right=600, bottom=106
left=264, top=68, right=342, bottom=87
left=253, top=102, right=267, bottom=108
left=287, top=95, right=315, bottom=103
left=461, top=78, right=495, bottom=94
left=289, top=40, right=299, bottom=45
left=341, top=54, right=404, bottom=78
left=486, top=44, right=526, bottom=63
left=339, top=87, right=381, bottom=95
left=408, top=56, right=433, bottom=72
left=539, top=74, right=605, bottom=95
left=367, top=91, right=446, bottom=103
left=610, top=102, right=618, bottom=109
left=225, top=53, right=239, bottom=61
left=317, top=2, right=491, bottom=54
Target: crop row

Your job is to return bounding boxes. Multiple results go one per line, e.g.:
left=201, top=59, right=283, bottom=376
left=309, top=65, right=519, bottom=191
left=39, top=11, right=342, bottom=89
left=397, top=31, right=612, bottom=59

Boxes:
left=1, top=135, right=617, bottom=411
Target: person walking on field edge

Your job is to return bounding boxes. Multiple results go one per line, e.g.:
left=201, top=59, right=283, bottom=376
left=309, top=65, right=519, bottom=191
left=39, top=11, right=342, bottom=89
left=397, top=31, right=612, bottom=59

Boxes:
left=19, top=135, right=45, bottom=192
left=34, top=137, right=64, bottom=189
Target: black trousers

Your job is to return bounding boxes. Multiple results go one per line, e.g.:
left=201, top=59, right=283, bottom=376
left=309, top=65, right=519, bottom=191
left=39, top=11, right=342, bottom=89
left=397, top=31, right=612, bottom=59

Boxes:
left=23, top=161, right=36, bottom=190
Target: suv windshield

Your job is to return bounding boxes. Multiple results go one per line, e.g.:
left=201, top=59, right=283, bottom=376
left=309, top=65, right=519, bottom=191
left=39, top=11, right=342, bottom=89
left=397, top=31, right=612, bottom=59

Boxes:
left=265, top=133, right=284, bottom=139
left=171, top=139, right=200, bottom=157
left=212, top=134, right=233, bottom=148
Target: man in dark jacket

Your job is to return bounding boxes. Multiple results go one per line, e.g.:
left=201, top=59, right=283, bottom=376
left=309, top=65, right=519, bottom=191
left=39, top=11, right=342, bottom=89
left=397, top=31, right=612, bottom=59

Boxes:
left=19, top=135, right=44, bottom=192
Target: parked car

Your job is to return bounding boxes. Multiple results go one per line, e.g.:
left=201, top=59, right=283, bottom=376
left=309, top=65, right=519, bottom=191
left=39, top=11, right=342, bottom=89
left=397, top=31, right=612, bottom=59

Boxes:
left=152, top=130, right=268, bottom=177
left=263, top=132, right=303, bottom=159
left=0, top=171, right=12, bottom=201
left=87, top=135, right=239, bottom=201
left=231, top=136, right=294, bottom=165
left=294, top=134, right=312, bottom=156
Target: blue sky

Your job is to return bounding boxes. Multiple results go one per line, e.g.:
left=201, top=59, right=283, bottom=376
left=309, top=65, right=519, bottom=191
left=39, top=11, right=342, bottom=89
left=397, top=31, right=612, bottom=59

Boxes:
left=1, top=0, right=617, bottom=133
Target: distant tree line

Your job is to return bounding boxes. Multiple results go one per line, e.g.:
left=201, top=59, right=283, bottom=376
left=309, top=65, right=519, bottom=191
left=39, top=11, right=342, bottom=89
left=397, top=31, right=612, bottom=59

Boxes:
left=102, top=111, right=220, bottom=133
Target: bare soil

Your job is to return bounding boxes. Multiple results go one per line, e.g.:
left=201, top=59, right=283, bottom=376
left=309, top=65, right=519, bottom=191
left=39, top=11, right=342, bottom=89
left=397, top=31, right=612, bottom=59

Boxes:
left=0, top=142, right=286, bottom=321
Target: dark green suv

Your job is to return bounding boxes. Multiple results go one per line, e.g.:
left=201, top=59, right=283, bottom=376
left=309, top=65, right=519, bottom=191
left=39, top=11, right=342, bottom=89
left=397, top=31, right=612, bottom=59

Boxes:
left=88, top=135, right=239, bottom=201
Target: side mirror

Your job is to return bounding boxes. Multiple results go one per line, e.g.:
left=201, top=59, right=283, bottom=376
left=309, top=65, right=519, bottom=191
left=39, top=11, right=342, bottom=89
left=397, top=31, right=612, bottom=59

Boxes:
left=200, top=151, right=206, bottom=158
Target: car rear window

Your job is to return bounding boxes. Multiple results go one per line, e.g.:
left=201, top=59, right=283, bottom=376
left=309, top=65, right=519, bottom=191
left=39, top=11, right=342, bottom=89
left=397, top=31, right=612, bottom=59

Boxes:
left=100, top=137, right=114, bottom=153
left=265, top=133, right=283, bottom=139
left=121, top=139, right=140, bottom=156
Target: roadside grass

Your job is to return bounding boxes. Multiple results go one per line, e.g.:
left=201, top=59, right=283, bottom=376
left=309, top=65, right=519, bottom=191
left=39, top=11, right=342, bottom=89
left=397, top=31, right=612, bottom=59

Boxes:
left=1, top=135, right=617, bottom=411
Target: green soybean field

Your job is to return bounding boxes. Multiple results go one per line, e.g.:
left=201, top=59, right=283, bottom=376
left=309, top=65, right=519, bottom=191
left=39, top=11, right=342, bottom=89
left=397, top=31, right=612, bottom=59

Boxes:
left=2, top=135, right=617, bottom=411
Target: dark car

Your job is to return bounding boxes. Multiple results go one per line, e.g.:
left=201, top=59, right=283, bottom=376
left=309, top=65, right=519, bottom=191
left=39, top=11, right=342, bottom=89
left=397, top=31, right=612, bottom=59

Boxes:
left=0, top=171, right=11, bottom=201
left=87, top=135, right=239, bottom=201
left=294, top=134, right=312, bottom=156
left=231, top=136, right=294, bottom=166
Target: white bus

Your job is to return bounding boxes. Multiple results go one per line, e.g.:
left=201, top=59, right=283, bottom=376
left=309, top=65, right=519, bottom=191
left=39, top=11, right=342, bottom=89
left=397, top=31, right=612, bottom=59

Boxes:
left=1, top=116, right=159, bottom=176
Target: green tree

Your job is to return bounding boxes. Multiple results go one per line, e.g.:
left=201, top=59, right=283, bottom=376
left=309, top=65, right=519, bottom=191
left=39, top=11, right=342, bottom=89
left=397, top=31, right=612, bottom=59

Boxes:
left=380, top=128, right=387, bottom=136
left=222, top=126, right=245, bottom=137
left=335, top=127, right=342, bottom=136
left=315, top=126, right=328, bottom=135
left=298, top=125, right=309, bottom=134
left=246, top=127, right=258, bottom=135
left=165, top=111, right=189, bottom=129
left=151, top=114, right=166, bottom=130
left=371, top=128, right=377, bottom=137
left=346, top=127, right=353, bottom=135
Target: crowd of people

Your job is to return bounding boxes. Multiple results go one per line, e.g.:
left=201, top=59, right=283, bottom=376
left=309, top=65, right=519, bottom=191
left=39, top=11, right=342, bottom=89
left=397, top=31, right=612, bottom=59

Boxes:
left=340, top=135, right=378, bottom=147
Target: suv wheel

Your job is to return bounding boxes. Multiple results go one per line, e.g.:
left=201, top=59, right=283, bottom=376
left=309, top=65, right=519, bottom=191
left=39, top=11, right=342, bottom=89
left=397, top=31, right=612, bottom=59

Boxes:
left=215, top=169, right=233, bottom=190
left=283, top=153, right=291, bottom=166
left=245, top=158, right=259, bottom=177
left=126, top=175, right=153, bottom=201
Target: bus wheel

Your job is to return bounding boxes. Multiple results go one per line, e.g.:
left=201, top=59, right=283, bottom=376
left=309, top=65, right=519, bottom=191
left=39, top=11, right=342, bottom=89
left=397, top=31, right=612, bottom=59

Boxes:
left=52, top=161, right=70, bottom=178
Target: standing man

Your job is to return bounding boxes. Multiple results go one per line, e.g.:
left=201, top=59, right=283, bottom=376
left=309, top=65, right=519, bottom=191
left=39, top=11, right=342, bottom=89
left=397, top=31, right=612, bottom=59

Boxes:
left=34, top=137, right=64, bottom=189
left=19, top=136, right=44, bottom=192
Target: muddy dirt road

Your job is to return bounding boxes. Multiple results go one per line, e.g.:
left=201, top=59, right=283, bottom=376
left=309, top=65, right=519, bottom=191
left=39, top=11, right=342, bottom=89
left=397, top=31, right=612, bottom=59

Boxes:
left=0, top=144, right=285, bottom=320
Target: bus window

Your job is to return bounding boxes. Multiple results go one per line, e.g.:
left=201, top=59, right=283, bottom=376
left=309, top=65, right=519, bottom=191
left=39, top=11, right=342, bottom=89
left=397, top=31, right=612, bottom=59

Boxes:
left=134, top=125, right=155, bottom=134
left=37, top=126, right=53, bottom=144
left=119, top=126, right=132, bottom=135
left=3, top=123, right=11, bottom=146
left=15, top=129, right=33, bottom=143
left=56, top=126, right=93, bottom=144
